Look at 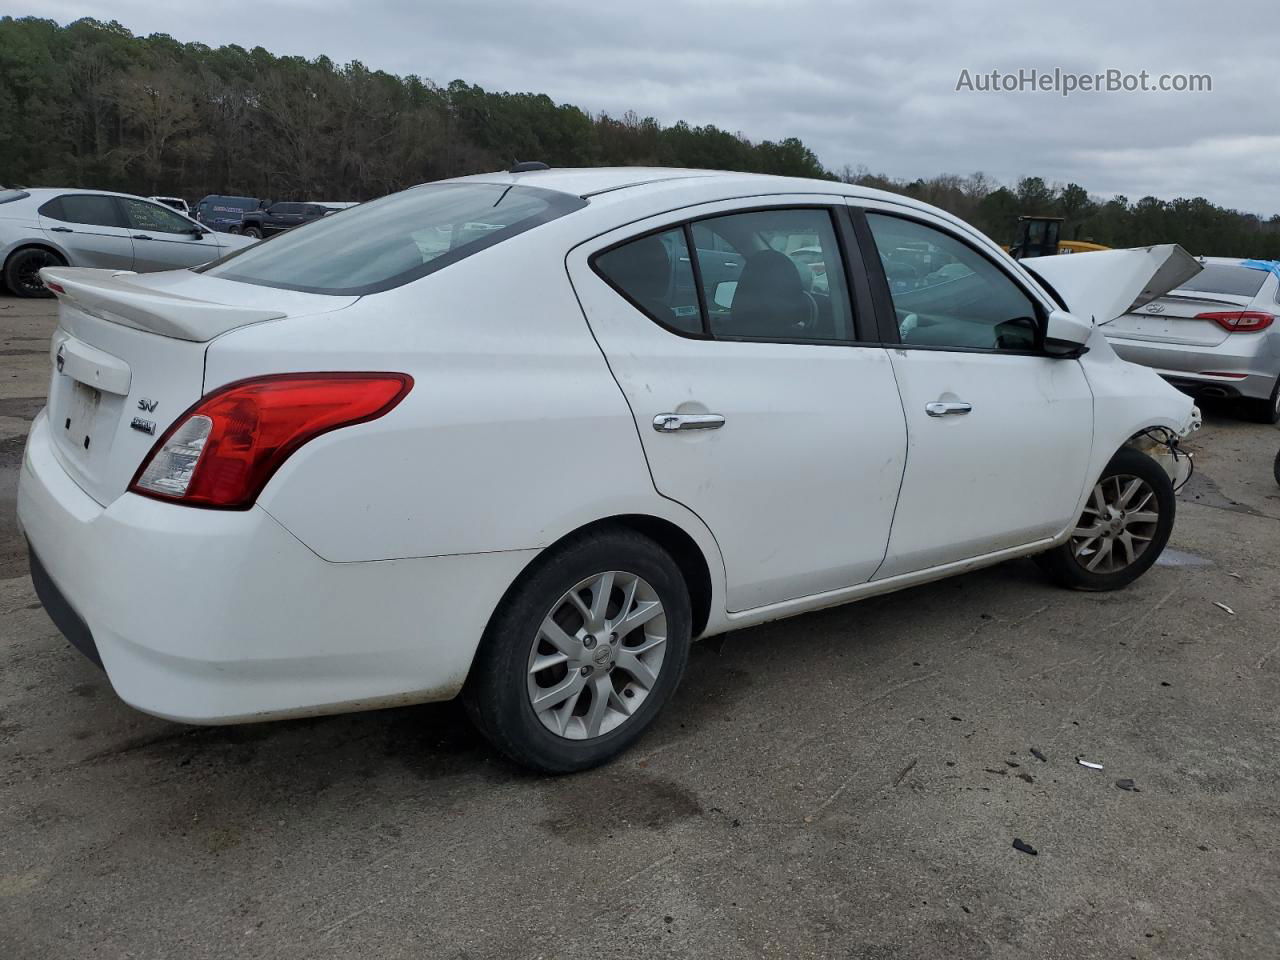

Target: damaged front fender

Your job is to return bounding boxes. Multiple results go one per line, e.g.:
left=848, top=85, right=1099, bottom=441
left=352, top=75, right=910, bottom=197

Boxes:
left=1125, top=405, right=1200, bottom=489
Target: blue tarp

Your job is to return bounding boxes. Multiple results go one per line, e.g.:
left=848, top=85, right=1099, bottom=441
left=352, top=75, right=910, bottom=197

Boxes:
left=1240, top=258, right=1280, bottom=279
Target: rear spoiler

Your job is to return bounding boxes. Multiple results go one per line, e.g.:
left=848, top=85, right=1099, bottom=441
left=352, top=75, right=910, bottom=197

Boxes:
left=1020, top=244, right=1202, bottom=325
left=39, top=267, right=286, bottom=342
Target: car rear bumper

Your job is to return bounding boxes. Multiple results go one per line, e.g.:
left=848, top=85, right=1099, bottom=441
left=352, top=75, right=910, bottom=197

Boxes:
left=18, top=410, right=535, bottom=724
left=1104, top=333, right=1277, bottom=400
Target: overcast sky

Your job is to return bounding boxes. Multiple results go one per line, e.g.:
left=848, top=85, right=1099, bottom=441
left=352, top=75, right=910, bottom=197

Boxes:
left=35, top=0, right=1280, bottom=215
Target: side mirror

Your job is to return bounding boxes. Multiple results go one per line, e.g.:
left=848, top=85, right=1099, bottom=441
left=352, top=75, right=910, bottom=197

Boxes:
left=1044, top=309, right=1092, bottom=357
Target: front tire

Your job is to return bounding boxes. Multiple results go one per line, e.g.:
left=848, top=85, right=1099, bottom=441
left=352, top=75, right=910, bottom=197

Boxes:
left=4, top=247, right=66, bottom=298
left=1036, top=447, right=1175, bottom=591
left=465, top=528, right=692, bottom=773
left=243, top=226, right=263, bottom=239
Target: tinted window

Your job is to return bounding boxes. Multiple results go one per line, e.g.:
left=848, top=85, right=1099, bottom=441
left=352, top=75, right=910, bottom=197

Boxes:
left=203, top=196, right=258, bottom=213
left=123, top=198, right=194, bottom=234
left=200, top=183, right=585, bottom=295
left=595, top=228, right=702, bottom=335
left=696, top=209, right=853, bottom=341
left=45, top=194, right=123, bottom=228
left=595, top=208, right=855, bottom=343
left=271, top=203, right=303, bottom=215
left=866, top=213, right=1040, bottom=351
left=1176, top=264, right=1267, bottom=298
left=0, top=189, right=29, bottom=205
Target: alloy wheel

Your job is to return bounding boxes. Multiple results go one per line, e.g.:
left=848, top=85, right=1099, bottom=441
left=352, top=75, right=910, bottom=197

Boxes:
left=1070, top=474, right=1161, bottom=574
left=526, top=571, right=667, bottom=740
left=15, top=250, right=60, bottom=295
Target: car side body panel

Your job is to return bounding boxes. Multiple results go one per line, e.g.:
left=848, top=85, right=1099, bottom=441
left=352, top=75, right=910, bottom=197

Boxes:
left=212, top=229, right=728, bottom=627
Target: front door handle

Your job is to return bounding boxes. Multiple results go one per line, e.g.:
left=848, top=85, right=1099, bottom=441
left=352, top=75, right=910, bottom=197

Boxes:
left=653, top=413, right=725, bottom=433
left=131, top=234, right=153, bottom=241
left=925, top=401, right=972, bottom=417
left=48, top=226, right=73, bottom=233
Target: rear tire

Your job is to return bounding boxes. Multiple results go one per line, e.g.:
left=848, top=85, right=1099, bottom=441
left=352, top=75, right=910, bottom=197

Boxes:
left=3, top=247, right=65, bottom=298
left=1036, top=447, right=1175, bottom=591
left=1242, top=376, right=1280, bottom=425
left=464, top=527, right=691, bottom=773
left=243, top=226, right=262, bottom=239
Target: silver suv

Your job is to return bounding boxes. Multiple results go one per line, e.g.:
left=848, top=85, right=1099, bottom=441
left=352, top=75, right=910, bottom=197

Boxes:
left=0, top=187, right=254, bottom=297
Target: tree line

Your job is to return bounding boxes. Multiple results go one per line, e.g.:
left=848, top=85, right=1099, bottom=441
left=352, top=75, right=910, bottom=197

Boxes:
left=3, top=16, right=1278, bottom=259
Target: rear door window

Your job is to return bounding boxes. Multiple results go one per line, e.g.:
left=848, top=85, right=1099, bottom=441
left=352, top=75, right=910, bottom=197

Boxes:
left=697, top=208, right=853, bottom=341
left=200, top=183, right=585, bottom=295
left=594, top=207, right=855, bottom=343
left=42, top=194, right=125, bottom=228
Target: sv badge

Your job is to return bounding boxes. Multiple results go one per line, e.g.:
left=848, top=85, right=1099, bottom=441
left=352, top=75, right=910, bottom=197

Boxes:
left=137, top=397, right=159, bottom=412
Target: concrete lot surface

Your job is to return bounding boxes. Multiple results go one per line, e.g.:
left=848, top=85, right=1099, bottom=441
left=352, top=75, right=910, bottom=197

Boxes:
left=2, top=294, right=1278, bottom=959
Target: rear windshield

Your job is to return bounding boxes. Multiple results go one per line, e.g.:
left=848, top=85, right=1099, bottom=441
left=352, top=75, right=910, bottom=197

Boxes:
left=1176, top=264, right=1268, bottom=298
left=0, top=189, right=29, bottom=204
left=199, top=183, right=587, bottom=295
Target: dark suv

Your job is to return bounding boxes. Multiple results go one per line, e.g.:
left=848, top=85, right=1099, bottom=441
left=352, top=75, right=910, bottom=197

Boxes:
left=232, top=202, right=332, bottom=239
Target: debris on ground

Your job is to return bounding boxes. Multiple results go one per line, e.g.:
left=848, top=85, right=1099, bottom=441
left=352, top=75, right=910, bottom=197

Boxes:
left=1115, top=778, right=1140, bottom=792
left=1076, top=758, right=1104, bottom=770
left=1012, top=838, right=1038, bottom=856
left=984, top=767, right=1007, bottom=776
left=1030, top=747, right=1047, bottom=762
left=1005, top=760, right=1020, bottom=768
left=1017, top=772, right=1035, bottom=784
left=1213, top=601, right=1236, bottom=616
left=893, top=757, right=918, bottom=787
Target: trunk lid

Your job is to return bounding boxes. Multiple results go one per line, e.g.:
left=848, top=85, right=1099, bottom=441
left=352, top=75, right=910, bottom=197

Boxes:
left=1101, top=290, right=1254, bottom=347
left=39, top=266, right=356, bottom=505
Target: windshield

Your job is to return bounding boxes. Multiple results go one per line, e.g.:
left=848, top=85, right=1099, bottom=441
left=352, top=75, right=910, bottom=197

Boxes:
left=0, top=189, right=30, bottom=204
left=1176, top=264, right=1267, bottom=298
left=199, top=183, right=586, bottom=295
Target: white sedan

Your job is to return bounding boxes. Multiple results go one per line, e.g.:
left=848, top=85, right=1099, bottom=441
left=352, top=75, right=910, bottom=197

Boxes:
left=18, top=167, right=1199, bottom=772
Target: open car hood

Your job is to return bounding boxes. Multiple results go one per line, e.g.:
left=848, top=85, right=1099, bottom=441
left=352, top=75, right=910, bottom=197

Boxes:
left=1021, top=244, right=1202, bottom=325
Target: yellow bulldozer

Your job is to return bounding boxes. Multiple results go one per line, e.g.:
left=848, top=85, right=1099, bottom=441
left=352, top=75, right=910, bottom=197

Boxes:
left=1006, top=216, right=1109, bottom=259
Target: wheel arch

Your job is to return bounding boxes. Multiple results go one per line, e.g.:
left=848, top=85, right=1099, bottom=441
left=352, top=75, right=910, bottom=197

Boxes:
left=4, top=240, right=68, bottom=270
left=511, top=514, right=715, bottom=639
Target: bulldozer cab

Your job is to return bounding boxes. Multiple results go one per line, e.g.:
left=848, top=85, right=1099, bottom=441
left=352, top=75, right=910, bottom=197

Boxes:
left=1010, top=216, right=1063, bottom=259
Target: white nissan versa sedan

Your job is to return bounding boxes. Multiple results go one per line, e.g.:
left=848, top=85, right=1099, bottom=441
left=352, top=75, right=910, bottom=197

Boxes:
left=18, top=167, right=1201, bottom=772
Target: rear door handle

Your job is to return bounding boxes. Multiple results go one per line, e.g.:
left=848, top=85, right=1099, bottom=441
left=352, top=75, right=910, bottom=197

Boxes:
left=49, top=226, right=73, bottom=233
left=653, top=413, right=725, bottom=433
left=925, top=401, right=972, bottom=417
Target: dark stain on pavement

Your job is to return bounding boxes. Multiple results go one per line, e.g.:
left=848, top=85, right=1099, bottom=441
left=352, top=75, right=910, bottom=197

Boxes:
left=0, top=396, right=44, bottom=422
left=540, top=771, right=702, bottom=842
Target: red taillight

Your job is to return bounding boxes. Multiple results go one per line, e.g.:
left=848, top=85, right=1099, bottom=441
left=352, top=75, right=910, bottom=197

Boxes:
left=1196, top=310, right=1275, bottom=333
left=128, top=373, right=413, bottom=509
left=45, top=281, right=65, bottom=295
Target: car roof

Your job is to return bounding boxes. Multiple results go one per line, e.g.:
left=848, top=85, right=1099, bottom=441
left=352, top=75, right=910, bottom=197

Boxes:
left=17, top=187, right=158, bottom=201
left=443, top=166, right=913, bottom=207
